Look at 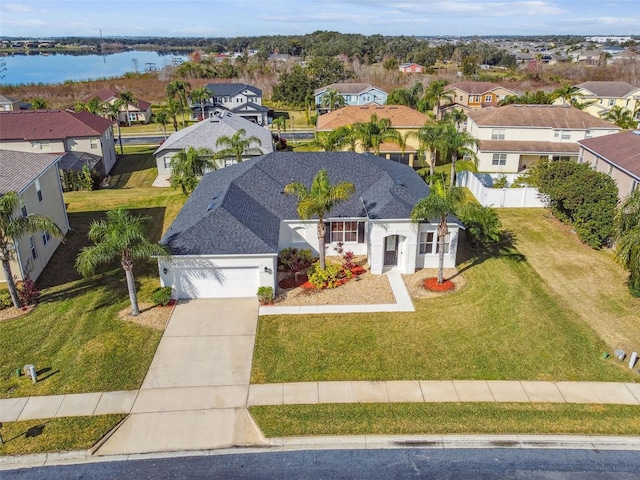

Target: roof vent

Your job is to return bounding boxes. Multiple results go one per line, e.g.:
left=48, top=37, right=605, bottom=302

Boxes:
left=395, top=179, right=406, bottom=188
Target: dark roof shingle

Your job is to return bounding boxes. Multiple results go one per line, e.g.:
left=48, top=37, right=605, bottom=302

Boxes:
left=0, top=110, right=112, bottom=141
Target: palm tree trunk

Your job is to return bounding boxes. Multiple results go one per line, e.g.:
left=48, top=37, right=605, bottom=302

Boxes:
left=450, top=154, right=456, bottom=189
left=437, top=220, right=447, bottom=284
left=115, top=122, right=123, bottom=156
left=124, top=266, right=140, bottom=316
left=429, top=151, right=435, bottom=186
left=317, top=221, right=326, bottom=269
left=1, top=257, right=21, bottom=308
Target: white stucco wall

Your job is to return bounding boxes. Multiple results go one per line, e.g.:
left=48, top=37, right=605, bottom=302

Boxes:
left=278, top=220, right=368, bottom=258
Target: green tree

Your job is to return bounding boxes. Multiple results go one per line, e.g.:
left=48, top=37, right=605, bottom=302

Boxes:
left=0, top=191, right=64, bottom=308
left=408, top=122, right=446, bottom=185
left=215, top=128, right=263, bottom=164
left=439, top=123, right=479, bottom=188
left=166, top=80, right=191, bottom=126
left=613, top=189, right=640, bottom=296
left=75, top=208, right=168, bottom=316
left=601, top=106, right=637, bottom=129
left=272, top=116, right=287, bottom=135
left=75, top=96, right=102, bottom=114
left=443, top=109, right=467, bottom=130
left=284, top=169, right=356, bottom=269
left=190, top=86, right=210, bottom=120
left=272, top=64, right=316, bottom=107
left=320, top=88, right=346, bottom=112
left=155, top=109, right=170, bottom=139
left=30, top=98, right=50, bottom=109
left=551, top=84, right=581, bottom=106
left=103, top=100, right=124, bottom=155
left=311, top=126, right=353, bottom=152
left=419, top=80, right=452, bottom=118
left=169, top=147, right=216, bottom=196
left=118, top=90, right=137, bottom=126
left=352, top=113, right=403, bottom=155
left=306, top=56, right=353, bottom=86
left=456, top=202, right=502, bottom=248
left=411, top=180, right=465, bottom=284
left=386, top=82, right=423, bottom=109
left=164, top=97, right=182, bottom=132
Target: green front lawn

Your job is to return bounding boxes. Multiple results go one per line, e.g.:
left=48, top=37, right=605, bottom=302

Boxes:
left=251, top=209, right=639, bottom=384
left=0, top=152, right=185, bottom=399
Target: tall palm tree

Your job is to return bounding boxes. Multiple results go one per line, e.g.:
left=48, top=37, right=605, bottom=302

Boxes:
left=411, top=180, right=465, bottom=284
left=272, top=116, right=287, bottom=135
left=284, top=169, right=356, bottom=270
left=440, top=123, right=479, bottom=188
left=75, top=207, right=168, bottom=316
left=215, top=128, right=263, bottom=164
left=189, top=86, right=210, bottom=120
left=551, top=83, right=581, bottom=106
left=169, top=147, right=216, bottom=196
left=352, top=113, right=403, bottom=155
left=408, top=122, right=446, bottom=185
left=613, top=188, right=640, bottom=296
left=311, top=126, right=353, bottom=152
left=443, top=109, right=467, bottom=130
left=164, top=97, right=181, bottom=132
left=320, top=88, right=346, bottom=112
left=103, top=100, right=124, bottom=155
left=0, top=191, right=64, bottom=308
left=155, top=109, right=170, bottom=139
left=601, top=106, right=637, bottom=129
left=419, top=80, right=452, bottom=118
left=118, top=91, right=137, bottom=126
left=166, top=80, right=191, bottom=126
left=30, top=98, right=50, bottom=110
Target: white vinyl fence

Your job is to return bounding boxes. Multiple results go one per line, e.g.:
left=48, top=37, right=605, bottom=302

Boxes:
left=456, top=171, right=546, bottom=208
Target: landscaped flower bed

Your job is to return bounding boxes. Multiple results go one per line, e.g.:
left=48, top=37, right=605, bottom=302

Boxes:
left=423, top=277, right=455, bottom=292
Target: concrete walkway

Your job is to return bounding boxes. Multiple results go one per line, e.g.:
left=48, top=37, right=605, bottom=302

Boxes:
left=259, top=268, right=414, bottom=315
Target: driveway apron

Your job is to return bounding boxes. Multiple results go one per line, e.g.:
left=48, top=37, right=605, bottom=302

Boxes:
left=95, top=298, right=266, bottom=455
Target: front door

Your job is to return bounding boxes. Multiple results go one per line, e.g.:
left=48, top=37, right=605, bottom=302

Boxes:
left=384, top=235, right=398, bottom=266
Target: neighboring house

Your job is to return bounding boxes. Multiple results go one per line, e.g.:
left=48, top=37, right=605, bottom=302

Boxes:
left=578, top=130, right=640, bottom=198
left=158, top=152, right=461, bottom=298
left=154, top=109, right=274, bottom=176
left=0, top=150, right=70, bottom=284
left=0, top=110, right=117, bottom=175
left=86, top=89, right=153, bottom=124
left=316, top=105, right=429, bottom=167
left=314, top=83, right=387, bottom=115
left=467, top=104, right=620, bottom=173
left=197, top=83, right=268, bottom=125
left=0, top=94, right=21, bottom=111
left=560, top=81, right=640, bottom=121
left=442, top=82, right=516, bottom=116
left=399, top=62, right=425, bottom=74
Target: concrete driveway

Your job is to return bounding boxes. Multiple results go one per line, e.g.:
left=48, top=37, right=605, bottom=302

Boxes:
left=96, top=298, right=266, bottom=455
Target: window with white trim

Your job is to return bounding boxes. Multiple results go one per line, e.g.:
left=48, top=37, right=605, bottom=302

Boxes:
left=419, top=232, right=435, bottom=254
left=491, top=129, right=505, bottom=140
left=608, top=98, right=615, bottom=106
left=584, top=130, right=592, bottom=139
left=561, top=131, right=570, bottom=140
left=484, top=94, right=492, bottom=102
left=29, top=236, right=37, bottom=260
left=631, top=180, right=638, bottom=193
left=35, top=178, right=42, bottom=201
left=607, top=164, right=613, bottom=176
left=492, top=153, right=507, bottom=166
left=90, top=138, right=98, bottom=149
left=21, top=205, right=27, bottom=217
left=128, top=112, right=137, bottom=122
left=42, top=231, right=51, bottom=246
left=164, top=157, right=172, bottom=169
left=330, top=221, right=359, bottom=243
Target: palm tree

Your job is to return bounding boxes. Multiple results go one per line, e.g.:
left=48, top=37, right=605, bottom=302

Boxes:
left=352, top=113, right=403, bottom=155
left=30, top=98, right=50, bottom=110
left=419, top=80, right=452, bottom=118
left=613, top=189, right=640, bottom=296
left=169, top=147, right=216, bottom=196
left=166, top=80, right=191, bottom=126
left=311, top=126, right=353, bottom=152
left=75, top=207, right=168, bottom=316
left=284, top=169, right=356, bottom=270
left=118, top=91, right=137, bottom=126
left=408, top=122, right=446, bottom=185
left=551, top=83, right=581, bottom=106
left=103, top=100, right=124, bottom=155
left=164, top=97, right=181, bottom=132
left=443, top=109, right=467, bottom=130
left=155, top=109, right=170, bottom=139
left=601, top=106, right=637, bottom=129
left=320, top=88, right=345, bottom=112
left=440, top=123, right=479, bottom=188
left=0, top=191, right=64, bottom=308
left=456, top=202, right=502, bottom=248
left=272, top=116, right=287, bottom=135
left=411, top=180, right=465, bottom=284
left=215, top=128, right=263, bottom=164
left=386, top=82, right=423, bottom=109
left=189, top=86, right=210, bottom=120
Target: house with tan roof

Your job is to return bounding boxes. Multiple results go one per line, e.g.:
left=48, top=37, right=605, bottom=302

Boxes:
left=442, top=81, right=516, bottom=116
left=558, top=81, right=640, bottom=123
left=0, top=150, right=70, bottom=284
left=86, top=89, right=153, bottom=124
left=578, top=130, right=640, bottom=198
left=0, top=110, right=117, bottom=175
left=467, top=104, right=620, bottom=173
left=314, top=83, right=387, bottom=115
left=316, top=105, right=429, bottom=167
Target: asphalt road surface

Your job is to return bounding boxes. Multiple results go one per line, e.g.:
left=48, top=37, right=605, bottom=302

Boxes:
left=4, top=448, right=640, bottom=479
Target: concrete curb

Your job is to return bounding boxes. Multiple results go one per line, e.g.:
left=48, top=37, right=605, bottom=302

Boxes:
left=2, top=435, right=640, bottom=471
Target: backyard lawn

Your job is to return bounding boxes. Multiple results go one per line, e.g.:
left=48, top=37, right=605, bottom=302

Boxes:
left=251, top=209, right=640, bottom=384
left=0, top=150, right=185, bottom=399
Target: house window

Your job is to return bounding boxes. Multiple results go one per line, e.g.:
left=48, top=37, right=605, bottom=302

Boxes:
left=470, top=95, right=480, bottom=102
left=631, top=180, right=638, bottom=193
left=42, top=231, right=51, bottom=246
left=22, top=205, right=27, bottom=217
left=164, top=157, right=172, bottom=169
left=484, top=95, right=492, bottom=102
left=492, top=153, right=507, bottom=166
left=128, top=112, right=137, bottom=122
left=561, top=131, right=570, bottom=140
left=608, top=98, right=615, bottom=106
left=593, top=158, right=599, bottom=169
left=344, top=95, right=351, bottom=102
left=292, top=227, right=305, bottom=243
left=607, top=164, right=613, bottom=177
left=331, top=221, right=359, bottom=243
left=29, top=236, right=37, bottom=260
left=585, top=130, right=592, bottom=139
left=90, top=138, right=98, bottom=149
left=578, top=152, right=583, bottom=164
left=35, top=178, right=42, bottom=201
left=419, top=232, right=435, bottom=254
left=491, top=129, right=505, bottom=140
left=40, top=140, right=50, bottom=150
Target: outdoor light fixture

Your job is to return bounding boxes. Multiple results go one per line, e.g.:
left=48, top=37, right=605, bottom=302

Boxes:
left=163, top=267, right=168, bottom=275
left=264, top=266, right=269, bottom=273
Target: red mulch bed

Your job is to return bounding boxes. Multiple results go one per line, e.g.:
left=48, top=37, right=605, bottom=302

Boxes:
left=423, top=277, right=455, bottom=292
left=278, top=274, right=309, bottom=290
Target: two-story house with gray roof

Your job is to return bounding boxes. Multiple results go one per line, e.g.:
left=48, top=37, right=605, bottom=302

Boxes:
left=158, top=152, right=460, bottom=298
left=194, top=83, right=269, bottom=125
left=314, top=83, right=387, bottom=115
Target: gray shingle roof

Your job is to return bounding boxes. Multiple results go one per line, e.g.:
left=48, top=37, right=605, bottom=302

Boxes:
left=0, top=149, right=60, bottom=193
left=161, top=152, right=429, bottom=255
left=204, top=83, right=262, bottom=97
left=576, top=81, right=640, bottom=97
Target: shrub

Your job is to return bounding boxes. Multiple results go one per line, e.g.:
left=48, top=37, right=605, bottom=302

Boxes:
left=308, top=262, right=351, bottom=289
left=492, top=175, right=508, bottom=188
left=278, top=248, right=315, bottom=281
left=0, top=289, right=12, bottom=310
left=17, top=279, right=40, bottom=306
left=257, top=286, right=274, bottom=304
left=150, top=286, right=173, bottom=306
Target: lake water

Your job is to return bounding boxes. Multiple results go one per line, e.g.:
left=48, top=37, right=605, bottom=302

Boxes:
left=0, top=50, right=188, bottom=86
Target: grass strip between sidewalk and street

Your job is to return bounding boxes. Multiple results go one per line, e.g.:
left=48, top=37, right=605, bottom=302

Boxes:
left=0, top=415, right=126, bottom=456
left=250, top=403, right=640, bottom=437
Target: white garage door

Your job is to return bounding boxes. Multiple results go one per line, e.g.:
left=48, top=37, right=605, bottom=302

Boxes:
left=174, top=267, right=260, bottom=298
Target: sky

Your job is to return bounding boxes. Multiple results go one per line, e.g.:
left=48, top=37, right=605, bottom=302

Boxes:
left=0, top=0, right=638, bottom=38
